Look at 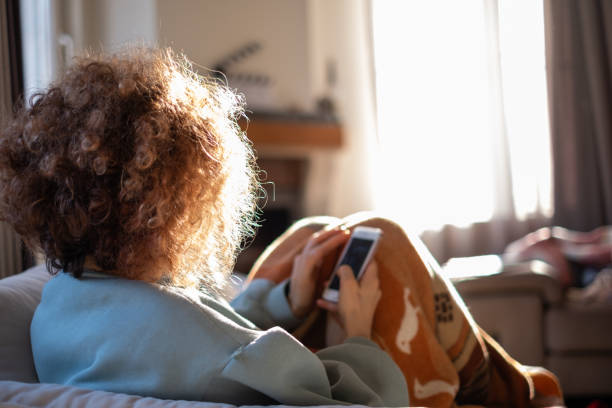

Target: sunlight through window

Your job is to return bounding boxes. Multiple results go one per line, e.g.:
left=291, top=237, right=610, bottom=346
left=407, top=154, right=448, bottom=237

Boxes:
left=371, top=0, right=551, bottom=232
left=497, top=0, right=552, bottom=219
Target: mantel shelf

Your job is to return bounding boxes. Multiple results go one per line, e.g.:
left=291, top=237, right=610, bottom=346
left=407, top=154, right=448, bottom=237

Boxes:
left=240, top=117, right=343, bottom=149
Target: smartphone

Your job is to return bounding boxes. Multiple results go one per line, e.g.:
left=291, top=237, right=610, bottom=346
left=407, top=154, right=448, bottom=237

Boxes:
left=322, top=226, right=382, bottom=302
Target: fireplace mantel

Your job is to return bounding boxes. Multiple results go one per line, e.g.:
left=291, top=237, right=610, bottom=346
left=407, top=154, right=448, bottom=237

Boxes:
left=240, top=114, right=343, bottom=150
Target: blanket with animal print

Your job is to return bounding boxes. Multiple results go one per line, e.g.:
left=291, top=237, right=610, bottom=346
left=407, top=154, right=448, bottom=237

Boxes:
left=245, top=213, right=564, bottom=407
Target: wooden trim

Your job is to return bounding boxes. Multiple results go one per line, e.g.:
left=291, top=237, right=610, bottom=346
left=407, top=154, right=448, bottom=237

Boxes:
left=240, top=118, right=343, bottom=149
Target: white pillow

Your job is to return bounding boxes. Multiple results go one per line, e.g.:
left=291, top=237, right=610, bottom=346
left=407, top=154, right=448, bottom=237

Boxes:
left=0, top=264, right=51, bottom=382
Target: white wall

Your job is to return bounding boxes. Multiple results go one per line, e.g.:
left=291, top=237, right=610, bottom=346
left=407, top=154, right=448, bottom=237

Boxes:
left=79, top=0, right=157, bottom=52
left=67, top=0, right=313, bottom=113
left=157, top=0, right=312, bottom=113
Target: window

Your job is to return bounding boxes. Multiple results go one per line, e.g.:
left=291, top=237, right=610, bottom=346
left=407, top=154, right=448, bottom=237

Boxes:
left=371, top=0, right=552, bottom=232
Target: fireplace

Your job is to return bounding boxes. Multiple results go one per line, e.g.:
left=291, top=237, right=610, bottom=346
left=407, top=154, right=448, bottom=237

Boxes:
left=234, top=157, right=308, bottom=274
left=233, top=115, right=343, bottom=275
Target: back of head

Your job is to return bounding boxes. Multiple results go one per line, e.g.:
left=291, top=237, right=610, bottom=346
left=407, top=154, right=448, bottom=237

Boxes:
left=0, top=48, right=258, bottom=290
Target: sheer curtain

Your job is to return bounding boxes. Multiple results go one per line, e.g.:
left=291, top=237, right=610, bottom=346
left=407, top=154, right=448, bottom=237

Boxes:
left=370, top=0, right=553, bottom=261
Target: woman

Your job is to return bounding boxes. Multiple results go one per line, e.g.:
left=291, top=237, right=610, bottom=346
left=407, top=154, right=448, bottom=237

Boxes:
left=0, top=48, right=562, bottom=407
left=0, top=49, right=407, bottom=406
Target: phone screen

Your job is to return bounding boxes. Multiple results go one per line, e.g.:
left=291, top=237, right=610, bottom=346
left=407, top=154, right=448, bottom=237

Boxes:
left=328, top=237, right=375, bottom=290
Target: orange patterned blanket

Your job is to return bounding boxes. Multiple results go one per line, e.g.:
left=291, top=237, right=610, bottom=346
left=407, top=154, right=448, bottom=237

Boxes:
left=246, top=213, right=564, bottom=407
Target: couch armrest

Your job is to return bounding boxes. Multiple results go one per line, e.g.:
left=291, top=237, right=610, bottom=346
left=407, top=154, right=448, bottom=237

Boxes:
left=443, top=255, right=563, bottom=306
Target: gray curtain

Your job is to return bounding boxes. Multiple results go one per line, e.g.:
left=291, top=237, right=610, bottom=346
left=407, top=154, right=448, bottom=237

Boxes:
left=420, top=216, right=549, bottom=265
left=545, top=0, right=612, bottom=231
left=0, top=0, right=13, bottom=118
left=0, top=0, right=24, bottom=277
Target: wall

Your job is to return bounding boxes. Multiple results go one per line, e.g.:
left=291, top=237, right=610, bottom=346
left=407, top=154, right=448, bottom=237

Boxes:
left=157, top=0, right=312, bottom=113
left=59, top=0, right=157, bottom=55
left=60, top=0, right=313, bottom=113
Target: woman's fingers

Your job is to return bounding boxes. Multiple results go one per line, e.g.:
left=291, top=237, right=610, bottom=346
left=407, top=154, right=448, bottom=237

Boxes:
left=304, top=227, right=349, bottom=252
left=360, top=262, right=382, bottom=305
left=288, top=229, right=348, bottom=318
left=301, top=229, right=350, bottom=271
left=316, top=298, right=339, bottom=313
left=337, top=265, right=358, bottom=292
left=361, top=261, right=379, bottom=290
left=334, top=264, right=377, bottom=339
left=303, top=228, right=341, bottom=250
left=313, top=230, right=350, bottom=258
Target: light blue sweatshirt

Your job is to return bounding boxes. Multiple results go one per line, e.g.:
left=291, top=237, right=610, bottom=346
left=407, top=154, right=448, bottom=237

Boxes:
left=30, top=271, right=409, bottom=406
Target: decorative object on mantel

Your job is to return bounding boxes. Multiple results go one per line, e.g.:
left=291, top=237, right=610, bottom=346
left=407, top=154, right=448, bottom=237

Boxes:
left=240, top=112, right=342, bottom=149
left=315, top=59, right=338, bottom=119
left=212, top=42, right=275, bottom=111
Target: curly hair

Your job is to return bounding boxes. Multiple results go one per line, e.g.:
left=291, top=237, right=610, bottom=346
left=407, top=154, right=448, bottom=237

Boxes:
left=0, top=48, right=259, bottom=290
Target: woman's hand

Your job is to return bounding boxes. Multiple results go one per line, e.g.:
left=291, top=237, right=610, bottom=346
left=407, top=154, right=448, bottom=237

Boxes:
left=288, top=227, right=350, bottom=319
left=317, top=261, right=381, bottom=339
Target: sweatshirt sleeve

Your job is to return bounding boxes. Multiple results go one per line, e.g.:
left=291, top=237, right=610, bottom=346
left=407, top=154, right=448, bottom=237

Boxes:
left=230, top=278, right=303, bottom=331
left=229, top=279, right=409, bottom=406
left=220, top=327, right=410, bottom=407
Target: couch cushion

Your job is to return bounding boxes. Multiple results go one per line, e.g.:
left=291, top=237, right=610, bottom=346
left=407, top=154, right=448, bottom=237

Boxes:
left=546, top=303, right=612, bottom=352
left=460, top=293, right=544, bottom=366
left=546, top=355, right=612, bottom=396
left=0, top=265, right=51, bottom=382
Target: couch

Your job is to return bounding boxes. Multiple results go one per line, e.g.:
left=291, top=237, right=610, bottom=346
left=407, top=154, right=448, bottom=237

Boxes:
left=0, top=265, right=367, bottom=408
left=0, top=261, right=576, bottom=407
left=444, top=255, right=612, bottom=398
